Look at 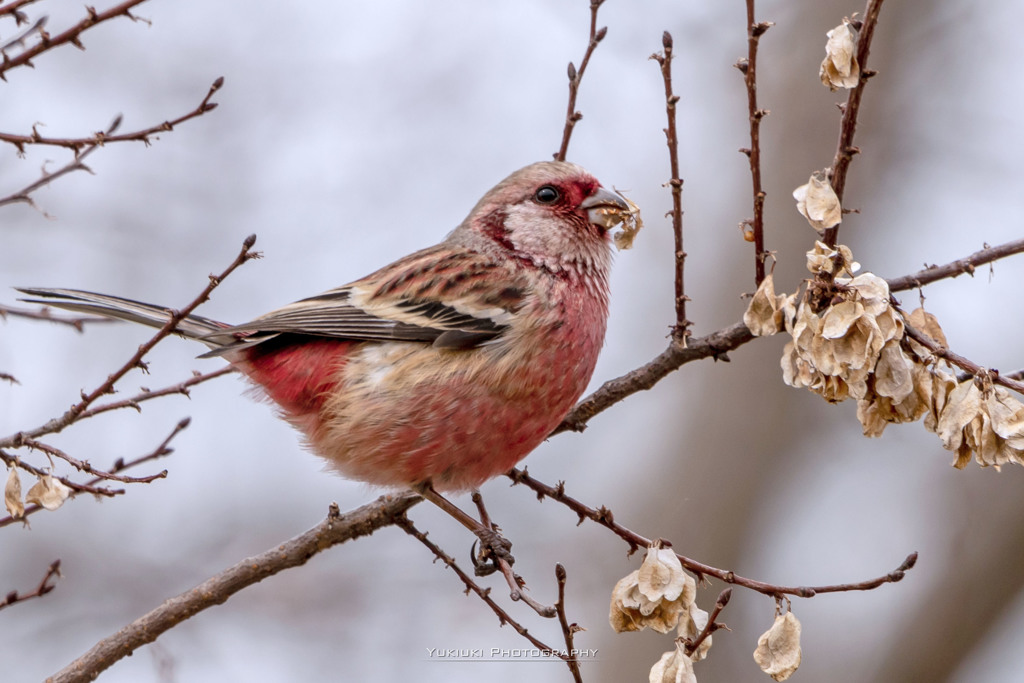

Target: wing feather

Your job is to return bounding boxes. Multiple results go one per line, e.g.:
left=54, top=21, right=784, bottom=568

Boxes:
left=207, top=245, right=528, bottom=351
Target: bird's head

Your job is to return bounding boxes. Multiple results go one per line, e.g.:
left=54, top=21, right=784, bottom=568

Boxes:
left=453, top=161, right=636, bottom=278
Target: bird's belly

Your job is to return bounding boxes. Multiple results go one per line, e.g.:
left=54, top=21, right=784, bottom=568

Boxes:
left=310, top=335, right=599, bottom=491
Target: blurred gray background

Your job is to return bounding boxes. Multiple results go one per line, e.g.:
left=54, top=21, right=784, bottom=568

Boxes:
left=2, top=1, right=1023, bottom=681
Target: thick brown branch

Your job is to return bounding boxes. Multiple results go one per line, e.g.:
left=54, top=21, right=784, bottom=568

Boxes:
left=554, top=320, right=755, bottom=434
left=48, top=494, right=420, bottom=683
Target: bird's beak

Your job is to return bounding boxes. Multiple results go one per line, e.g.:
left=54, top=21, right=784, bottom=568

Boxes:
left=581, top=187, right=631, bottom=231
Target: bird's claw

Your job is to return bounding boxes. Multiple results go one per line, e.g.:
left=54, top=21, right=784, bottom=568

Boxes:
left=471, top=529, right=514, bottom=576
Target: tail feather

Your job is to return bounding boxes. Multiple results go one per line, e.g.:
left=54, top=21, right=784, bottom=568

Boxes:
left=15, top=287, right=237, bottom=349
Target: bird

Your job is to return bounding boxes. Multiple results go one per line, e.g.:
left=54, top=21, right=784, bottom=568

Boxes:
left=19, top=161, right=635, bottom=495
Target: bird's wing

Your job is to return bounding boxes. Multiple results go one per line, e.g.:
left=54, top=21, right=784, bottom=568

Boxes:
left=203, top=245, right=528, bottom=356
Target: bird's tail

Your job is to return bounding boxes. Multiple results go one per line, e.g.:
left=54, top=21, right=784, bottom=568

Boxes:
left=16, top=287, right=237, bottom=349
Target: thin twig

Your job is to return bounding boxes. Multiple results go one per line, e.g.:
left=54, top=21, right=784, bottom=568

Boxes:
left=822, top=0, right=887, bottom=247
left=886, top=238, right=1024, bottom=292
left=899, top=315, right=1024, bottom=396
left=0, top=303, right=115, bottom=331
left=508, top=468, right=918, bottom=598
left=471, top=491, right=556, bottom=617
left=0, top=234, right=258, bottom=450
left=395, top=514, right=568, bottom=661
left=0, top=560, right=61, bottom=612
left=0, top=118, right=116, bottom=210
left=0, top=14, right=44, bottom=52
left=736, top=1, right=771, bottom=284
left=652, top=32, right=690, bottom=343
left=48, top=495, right=420, bottom=683
left=0, top=77, right=223, bottom=155
left=683, top=588, right=730, bottom=657
left=78, top=366, right=236, bottom=420
left=554, top=564, right=584, bottom=683
left=0, top=0, right=41, bottom=24
left=0, top=418, right=189, bottom=528
left=18, top=438, right=168, bottom=484
left=0, top=447, right=123, bottom=498
left=0, top=0, right=151, bottom=80
left=554, top=0, right=607, bottom=161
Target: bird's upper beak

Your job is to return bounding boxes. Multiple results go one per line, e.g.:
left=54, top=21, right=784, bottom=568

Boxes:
left=581, top=187, right=631, bottom=231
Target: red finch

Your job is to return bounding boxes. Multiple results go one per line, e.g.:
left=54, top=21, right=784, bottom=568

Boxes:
left=20, top=161, right=633, bottom=492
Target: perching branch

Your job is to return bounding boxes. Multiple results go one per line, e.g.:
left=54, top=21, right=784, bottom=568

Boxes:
left=553, top=0, right=607, bottom=161
left=396, top=514, right=570, bottom=664
left=48, top=494, right=420, bottom=683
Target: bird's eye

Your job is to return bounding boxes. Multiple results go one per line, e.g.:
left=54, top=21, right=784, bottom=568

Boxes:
left=534, top=185, right=561, bottom=204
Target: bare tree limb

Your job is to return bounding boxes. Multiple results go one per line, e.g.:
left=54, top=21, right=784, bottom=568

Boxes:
left=47, top=494, right=420, bottom=683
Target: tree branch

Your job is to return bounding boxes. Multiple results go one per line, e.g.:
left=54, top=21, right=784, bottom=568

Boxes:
left=48, top=494, right=420, bottom=683
left=553, top=0, right=607, bottom=161
left=0, top=234, right=258, bottom=450
left=652, top=31, right=690, bottom=343
left=0, top=77, right=222, bottom=154
left=508, top=468, right=918, bottom=599
left=822, top=0, right=887, bottom=247
left=0, top=0, right=150, bottom=80
left=886, top=237, right=1024, bottom=292
left=736, top=0, right=772, bottom=284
